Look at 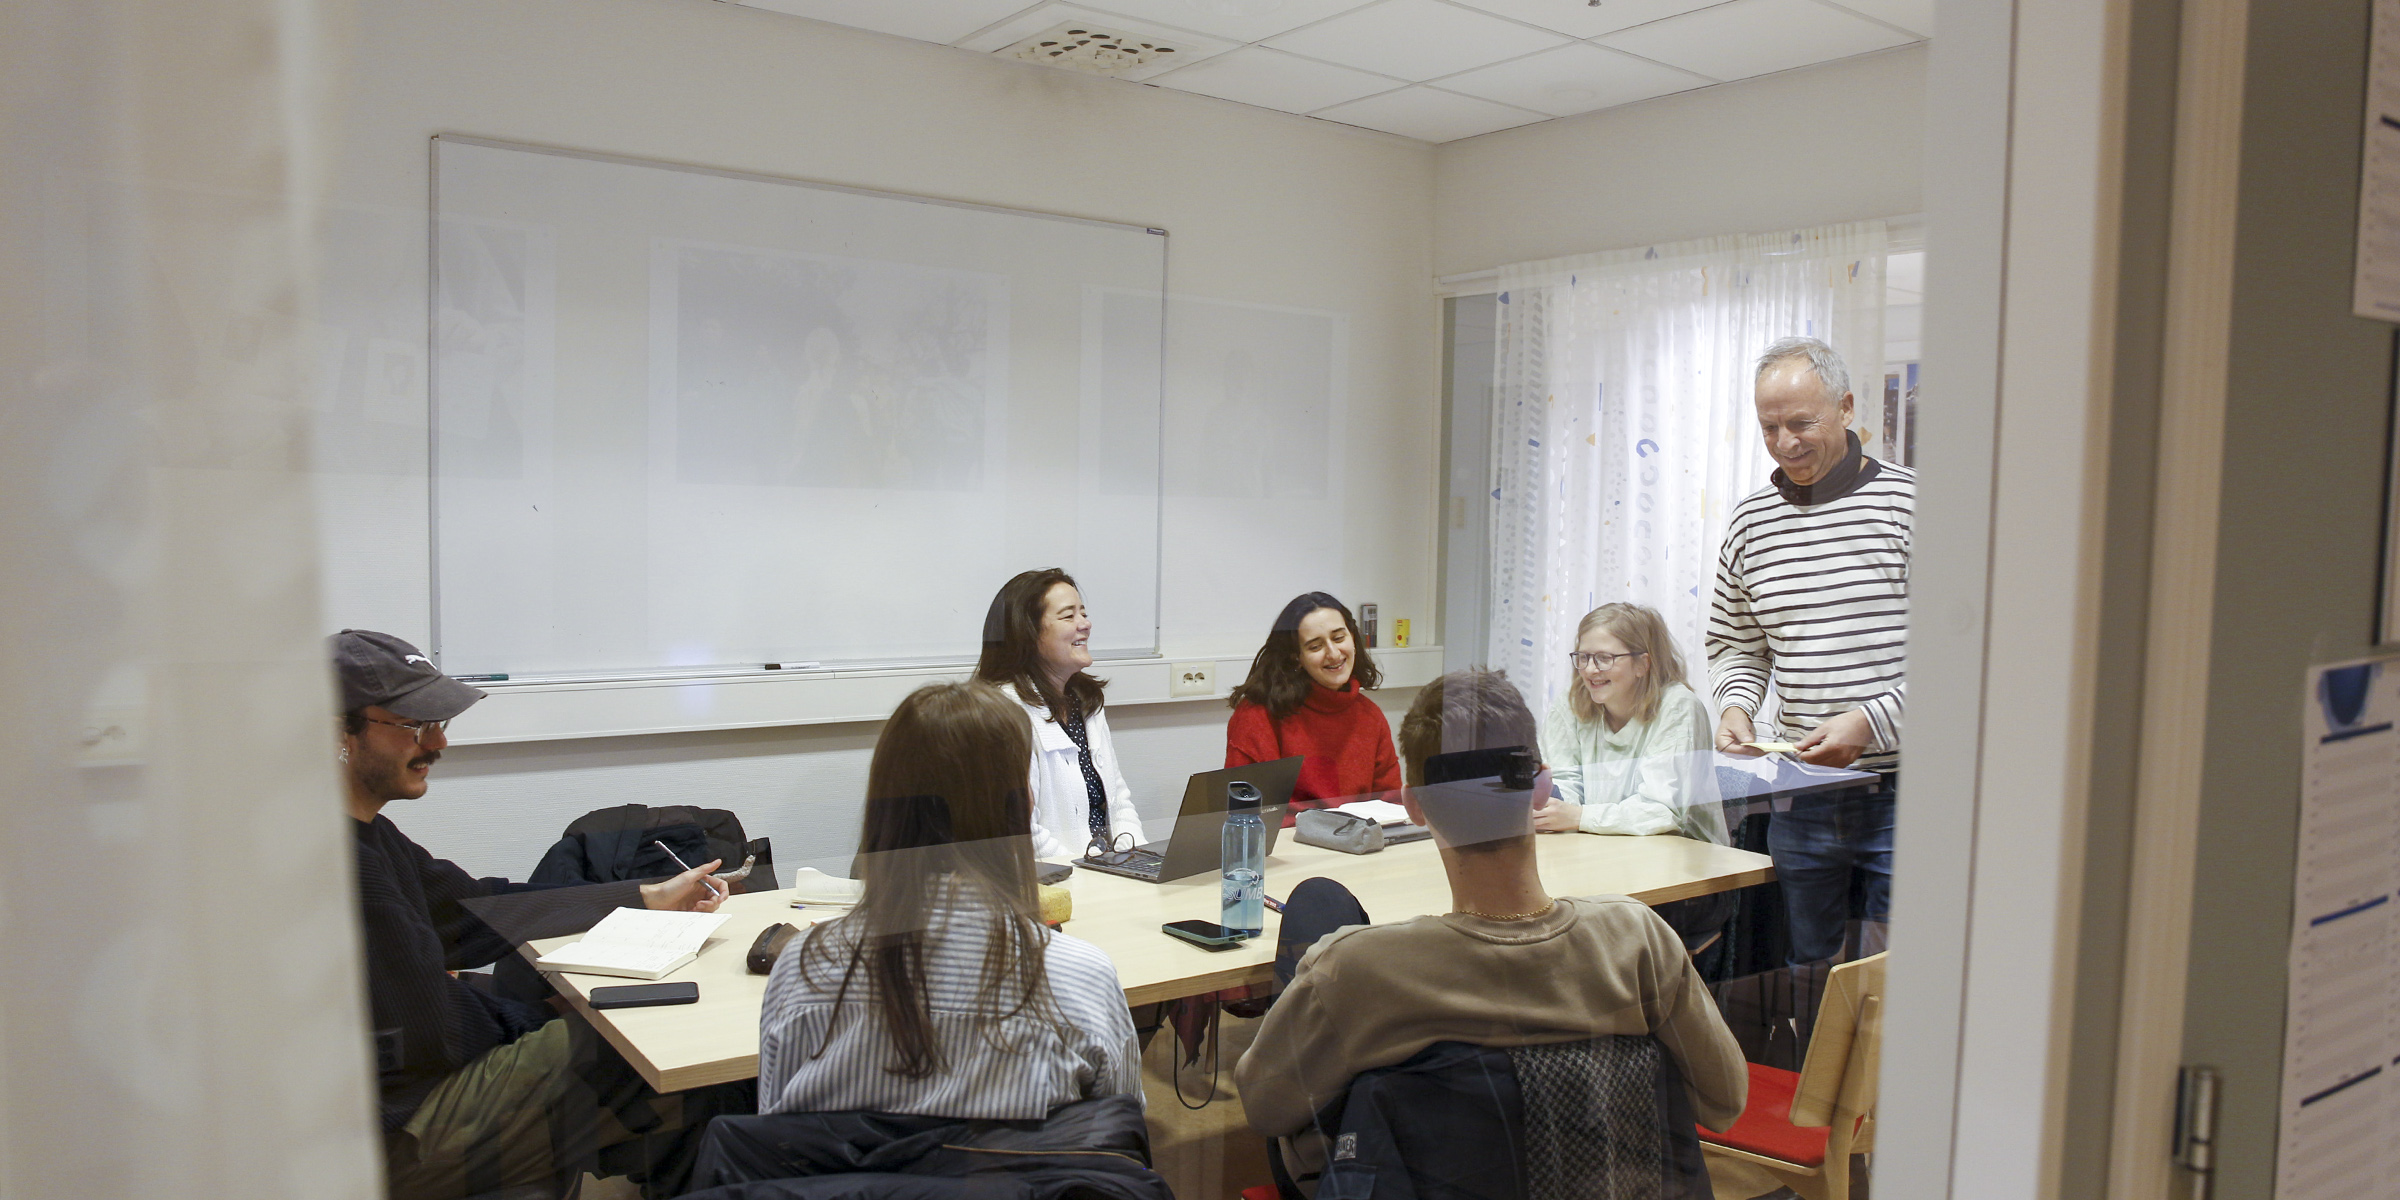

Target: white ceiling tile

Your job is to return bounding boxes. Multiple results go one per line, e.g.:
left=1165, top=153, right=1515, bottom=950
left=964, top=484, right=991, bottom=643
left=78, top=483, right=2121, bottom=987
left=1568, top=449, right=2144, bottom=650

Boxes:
left=1150, top=46, right=1405, bottom=113
left=1313, top=85, right=1549, bottom=141
left=1447, top=0, right=1731, bottom=39
left=1264, top=0, right=1573, bottom=83
left=956, top=3, right=1243, bottom=79
left=1595, top=0, right=1916, bottom=81
left=1071, top=0, right=1380, bottom=42
left=1438, top=41, right=1710, bottom=116
left=736, top=0, right=1033, bottom=45
left=1819, top=0, right=1932, bottom=36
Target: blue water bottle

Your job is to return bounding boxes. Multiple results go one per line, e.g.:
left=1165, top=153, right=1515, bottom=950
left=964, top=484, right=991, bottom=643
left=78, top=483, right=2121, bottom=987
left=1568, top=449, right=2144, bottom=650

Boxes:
left=1221, top=781, right=1266, bottom=937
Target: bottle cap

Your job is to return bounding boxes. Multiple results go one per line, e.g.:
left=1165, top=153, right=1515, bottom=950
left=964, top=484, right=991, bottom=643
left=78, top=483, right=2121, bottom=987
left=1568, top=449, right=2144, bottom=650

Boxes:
left=1500, top=747, right=1539, bottom=791
left=1226, top=781, right=1262, bottom=811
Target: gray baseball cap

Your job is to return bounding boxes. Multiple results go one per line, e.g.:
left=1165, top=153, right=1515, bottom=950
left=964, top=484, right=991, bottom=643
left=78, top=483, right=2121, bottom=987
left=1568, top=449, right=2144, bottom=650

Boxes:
left=330, top=630, right=487, bottom=721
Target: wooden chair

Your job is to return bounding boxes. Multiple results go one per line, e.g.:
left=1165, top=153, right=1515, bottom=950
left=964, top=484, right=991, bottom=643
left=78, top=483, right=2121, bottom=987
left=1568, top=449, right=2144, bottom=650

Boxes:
left=1697, top=952, right=1885, bottom=1200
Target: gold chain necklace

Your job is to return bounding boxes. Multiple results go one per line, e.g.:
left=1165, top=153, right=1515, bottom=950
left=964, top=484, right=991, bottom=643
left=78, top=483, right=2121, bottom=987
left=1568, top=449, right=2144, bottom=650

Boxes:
left=1458, top=897, right=1558, bottom=922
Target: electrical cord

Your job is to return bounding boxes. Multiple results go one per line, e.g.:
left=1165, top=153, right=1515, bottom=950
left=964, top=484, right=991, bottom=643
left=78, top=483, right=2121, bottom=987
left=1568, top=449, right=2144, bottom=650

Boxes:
left=1169, top=1001, right=1221, bottom=1110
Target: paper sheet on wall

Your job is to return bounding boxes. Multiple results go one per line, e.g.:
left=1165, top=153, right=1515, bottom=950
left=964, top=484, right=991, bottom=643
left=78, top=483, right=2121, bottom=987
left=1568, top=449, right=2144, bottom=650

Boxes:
left=2355, top=0, right=2400, bottom=320
left=2277, top=657, right=2400, bottom=1198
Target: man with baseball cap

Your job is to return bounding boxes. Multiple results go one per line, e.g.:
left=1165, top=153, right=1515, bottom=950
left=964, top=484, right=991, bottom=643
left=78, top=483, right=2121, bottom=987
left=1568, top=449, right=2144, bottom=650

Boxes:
left=334, top=629, right=745, bottom=1199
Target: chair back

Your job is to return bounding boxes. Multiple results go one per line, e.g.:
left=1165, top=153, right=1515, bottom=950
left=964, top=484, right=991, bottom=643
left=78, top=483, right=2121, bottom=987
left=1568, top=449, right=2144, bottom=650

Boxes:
left=1788, top=952, right=1885, bottom=1128
left=1293, top=1037, right=1707, bottom=1200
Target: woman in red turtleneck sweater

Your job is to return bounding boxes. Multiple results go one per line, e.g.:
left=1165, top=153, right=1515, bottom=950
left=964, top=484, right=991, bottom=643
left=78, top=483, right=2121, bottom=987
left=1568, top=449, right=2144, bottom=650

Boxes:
left=1225, top=592, right=1401, bottom=825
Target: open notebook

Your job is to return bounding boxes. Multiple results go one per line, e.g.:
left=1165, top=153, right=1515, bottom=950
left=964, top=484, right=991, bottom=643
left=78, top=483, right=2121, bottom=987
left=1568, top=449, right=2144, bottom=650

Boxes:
left=534, top=907, right=730, bottom=980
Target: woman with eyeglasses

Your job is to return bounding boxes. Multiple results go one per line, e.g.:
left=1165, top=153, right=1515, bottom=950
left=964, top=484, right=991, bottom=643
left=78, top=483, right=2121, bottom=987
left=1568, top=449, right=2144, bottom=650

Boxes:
left=974, top=569, right=1144, bottom=862
left=757, top=681, right=1142, bottom=1119
left=1225, top=592, right=1400, bottom=825
left=1532, top=602, right=1727, bottom=844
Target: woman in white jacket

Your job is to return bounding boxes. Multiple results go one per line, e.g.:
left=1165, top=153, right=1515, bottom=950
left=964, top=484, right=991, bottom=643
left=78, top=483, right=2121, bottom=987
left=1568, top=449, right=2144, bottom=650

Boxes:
left=974, top=569, right=1145, bottom=861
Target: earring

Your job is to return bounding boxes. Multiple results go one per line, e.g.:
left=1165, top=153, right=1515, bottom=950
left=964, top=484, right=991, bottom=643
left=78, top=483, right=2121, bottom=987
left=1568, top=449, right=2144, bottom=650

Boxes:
left=339, top=746, right=350, bottom=764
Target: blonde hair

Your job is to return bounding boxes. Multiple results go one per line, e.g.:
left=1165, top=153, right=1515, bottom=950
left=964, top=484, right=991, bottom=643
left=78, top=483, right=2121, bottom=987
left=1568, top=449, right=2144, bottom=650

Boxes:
left=1566, top=603, right=1687, bottom=726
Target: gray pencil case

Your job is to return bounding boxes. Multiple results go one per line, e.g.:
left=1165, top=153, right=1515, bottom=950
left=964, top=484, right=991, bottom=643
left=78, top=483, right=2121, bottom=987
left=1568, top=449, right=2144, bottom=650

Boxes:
left=1293, top=808, right=1386, bottom=855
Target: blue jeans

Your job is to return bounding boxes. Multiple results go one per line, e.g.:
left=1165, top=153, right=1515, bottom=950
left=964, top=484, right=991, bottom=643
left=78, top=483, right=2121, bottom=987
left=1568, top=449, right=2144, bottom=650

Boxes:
left=1768, top=774, right=1897, bottom=965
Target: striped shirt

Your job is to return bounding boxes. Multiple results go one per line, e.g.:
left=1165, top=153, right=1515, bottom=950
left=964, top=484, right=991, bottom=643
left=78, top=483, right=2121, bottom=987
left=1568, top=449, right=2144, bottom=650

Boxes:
left=1706, top=458, right=1914, bottom=773
left=758, top=882, right=1143, bottom=1119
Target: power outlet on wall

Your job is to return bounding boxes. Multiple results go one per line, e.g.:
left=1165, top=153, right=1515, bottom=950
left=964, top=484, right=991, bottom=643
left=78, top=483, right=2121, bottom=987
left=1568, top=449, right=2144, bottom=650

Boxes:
left=1169, top=662, right=1215, bottom=697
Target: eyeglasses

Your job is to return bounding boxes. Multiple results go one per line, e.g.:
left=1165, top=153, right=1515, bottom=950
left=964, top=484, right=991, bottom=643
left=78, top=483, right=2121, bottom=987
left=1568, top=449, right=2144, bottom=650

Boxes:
left=361, top=715, right=451, bottom=744
left=1083, top=831, right=1150, bottom=867
left=1568, top=650, right=1645, bottom=671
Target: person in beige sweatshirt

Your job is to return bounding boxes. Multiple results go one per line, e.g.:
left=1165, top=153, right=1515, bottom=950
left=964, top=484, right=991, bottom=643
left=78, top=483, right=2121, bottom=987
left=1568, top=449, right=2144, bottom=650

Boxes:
left=1233, top=667, right=1750, bottom=1139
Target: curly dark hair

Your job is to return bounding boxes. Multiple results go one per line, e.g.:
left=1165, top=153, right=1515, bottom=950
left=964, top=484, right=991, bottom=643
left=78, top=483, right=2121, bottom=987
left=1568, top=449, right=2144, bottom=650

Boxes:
left=1226, top=592, right=1382, bottom=721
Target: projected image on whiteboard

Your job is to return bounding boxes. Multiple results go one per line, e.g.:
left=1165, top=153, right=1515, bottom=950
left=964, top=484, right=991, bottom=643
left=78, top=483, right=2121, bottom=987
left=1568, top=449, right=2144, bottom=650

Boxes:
left=432, top=216, right=555, bottom=480
left=667, top=243, right=1005, bottom=490
left=1163, top=296, right=1340, bottom=501
left=647, top=241, right=1013, bottom=666
left=1157, top=295, right=1348, bottom=644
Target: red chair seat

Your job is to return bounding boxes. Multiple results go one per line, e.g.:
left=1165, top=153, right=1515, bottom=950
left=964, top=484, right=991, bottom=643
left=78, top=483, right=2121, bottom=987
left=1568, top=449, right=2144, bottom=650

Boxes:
left=1697, top=1062, right=1833, bottom=1168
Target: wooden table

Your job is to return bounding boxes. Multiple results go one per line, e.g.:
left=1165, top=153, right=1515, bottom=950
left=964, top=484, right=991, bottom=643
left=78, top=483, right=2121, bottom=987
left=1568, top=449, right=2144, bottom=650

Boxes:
left=530, top=831, right=1774, bottom=1092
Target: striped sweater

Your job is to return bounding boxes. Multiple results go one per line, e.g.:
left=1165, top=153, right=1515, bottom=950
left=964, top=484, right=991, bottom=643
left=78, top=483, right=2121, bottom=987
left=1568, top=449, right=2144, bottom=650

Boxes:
left=758, top=881, right=1143, bottom=1120
left=1706, top=454, right=1914, bottom=773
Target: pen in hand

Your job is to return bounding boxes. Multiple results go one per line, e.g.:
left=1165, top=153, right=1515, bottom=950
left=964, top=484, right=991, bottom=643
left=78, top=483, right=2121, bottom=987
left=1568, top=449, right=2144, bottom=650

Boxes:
left=654, top=840, right=729, bottom=904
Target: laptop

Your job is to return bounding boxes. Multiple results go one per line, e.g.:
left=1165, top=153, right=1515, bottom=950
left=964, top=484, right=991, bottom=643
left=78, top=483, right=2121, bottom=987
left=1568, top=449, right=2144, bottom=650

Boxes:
left=1074, top=755, right=1304, bottom=884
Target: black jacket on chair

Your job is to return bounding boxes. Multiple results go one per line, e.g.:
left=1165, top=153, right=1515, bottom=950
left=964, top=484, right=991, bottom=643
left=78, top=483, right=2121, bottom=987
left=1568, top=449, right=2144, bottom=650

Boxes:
left=679, top=1094, right=1168, bottom=1200
left=1282, top=1038, right=1709, bottom=1200
left=528, top=803, right=774, bottom=891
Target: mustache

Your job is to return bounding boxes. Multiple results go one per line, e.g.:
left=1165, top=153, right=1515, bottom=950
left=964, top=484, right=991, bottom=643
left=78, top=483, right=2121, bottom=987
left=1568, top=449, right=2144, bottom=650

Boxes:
left=409, top=750, right=442, bottom=770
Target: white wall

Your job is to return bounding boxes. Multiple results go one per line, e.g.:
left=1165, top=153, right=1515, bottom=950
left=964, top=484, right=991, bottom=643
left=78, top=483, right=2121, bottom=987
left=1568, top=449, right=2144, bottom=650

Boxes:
left=1430, top=45, right=1927, bottom=275
left=314, top=0, right=1438, bottom=876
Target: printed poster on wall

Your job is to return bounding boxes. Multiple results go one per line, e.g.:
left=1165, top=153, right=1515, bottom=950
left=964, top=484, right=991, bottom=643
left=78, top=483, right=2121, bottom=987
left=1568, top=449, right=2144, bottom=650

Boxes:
left=2277, top=656, right=2400, bottom=1198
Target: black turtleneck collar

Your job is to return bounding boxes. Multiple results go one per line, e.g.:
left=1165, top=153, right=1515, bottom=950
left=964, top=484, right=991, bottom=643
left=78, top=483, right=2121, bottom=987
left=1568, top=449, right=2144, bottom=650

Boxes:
left=1772, top=429, right=1878, bottom=506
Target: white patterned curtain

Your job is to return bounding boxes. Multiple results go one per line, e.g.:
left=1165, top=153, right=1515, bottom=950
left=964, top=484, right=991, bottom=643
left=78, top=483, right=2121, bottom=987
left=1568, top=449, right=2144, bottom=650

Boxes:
left=1, top=1, right=379, bottom=1197
left=1487, top=222, right=1887, bottom=715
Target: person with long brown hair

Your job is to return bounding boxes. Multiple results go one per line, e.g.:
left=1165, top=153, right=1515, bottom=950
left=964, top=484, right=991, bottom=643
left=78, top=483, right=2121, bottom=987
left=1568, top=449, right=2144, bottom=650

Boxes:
left=1531, top=602, right=1727, bottom=843
left=973, top=569, right=1145, bottom=861
left=1224, top=592, right=1400, bottom=825
left=755, top=682, right=1141, bottom=1118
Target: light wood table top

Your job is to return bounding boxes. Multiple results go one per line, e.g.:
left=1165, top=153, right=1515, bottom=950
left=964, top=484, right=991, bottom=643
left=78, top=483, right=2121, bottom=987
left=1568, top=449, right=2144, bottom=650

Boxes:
left=529, top=831, right=1773, bottom=1092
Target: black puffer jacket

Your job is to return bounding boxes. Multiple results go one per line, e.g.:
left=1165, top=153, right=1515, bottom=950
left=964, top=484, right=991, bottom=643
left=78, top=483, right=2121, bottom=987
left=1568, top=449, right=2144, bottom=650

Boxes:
left=680, top=1094, right=1169, bottom=1200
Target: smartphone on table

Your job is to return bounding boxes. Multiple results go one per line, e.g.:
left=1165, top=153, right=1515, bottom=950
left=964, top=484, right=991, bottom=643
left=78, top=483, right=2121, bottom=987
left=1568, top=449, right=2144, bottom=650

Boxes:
left=590, top=981, right=700, bottom=1009
left=1161, top=920, right=1248, bottom=951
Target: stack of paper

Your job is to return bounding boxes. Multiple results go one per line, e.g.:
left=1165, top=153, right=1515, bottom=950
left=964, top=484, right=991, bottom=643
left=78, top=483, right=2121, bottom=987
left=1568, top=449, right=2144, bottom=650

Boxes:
left=787, top=867, right=864, bottom=906
left=1332, top=798, right=1413, bottom=827
left=534, top=907, right=730, bottom=980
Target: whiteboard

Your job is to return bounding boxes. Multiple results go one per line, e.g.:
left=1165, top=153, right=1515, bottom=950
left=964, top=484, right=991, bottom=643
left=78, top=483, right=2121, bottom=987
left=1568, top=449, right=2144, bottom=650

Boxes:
left=428, top=137, right=1164, bottom=678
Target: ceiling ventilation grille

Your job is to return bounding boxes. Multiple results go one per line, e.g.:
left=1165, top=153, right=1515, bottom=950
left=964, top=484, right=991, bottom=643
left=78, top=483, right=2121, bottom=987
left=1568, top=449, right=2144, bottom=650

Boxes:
left=998, top=24, right=1179, bottom=76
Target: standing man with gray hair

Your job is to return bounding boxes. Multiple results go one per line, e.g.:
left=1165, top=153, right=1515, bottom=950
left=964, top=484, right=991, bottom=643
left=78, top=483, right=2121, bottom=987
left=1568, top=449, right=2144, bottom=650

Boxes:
left=1706, top=337, right=1912, bottom=965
